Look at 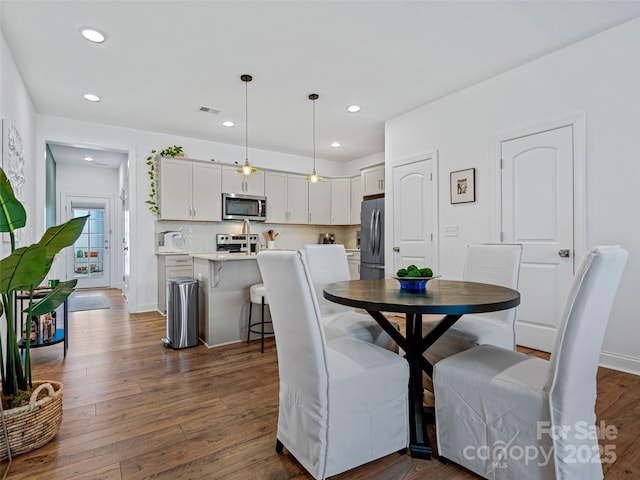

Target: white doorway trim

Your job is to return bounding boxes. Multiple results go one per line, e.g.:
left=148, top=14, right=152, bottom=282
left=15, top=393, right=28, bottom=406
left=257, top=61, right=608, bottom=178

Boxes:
left=385, top=149, right=440, bottom=274
left=35, top=134, right=138, bottom=312
left=492, top=112, right=586, bottom=262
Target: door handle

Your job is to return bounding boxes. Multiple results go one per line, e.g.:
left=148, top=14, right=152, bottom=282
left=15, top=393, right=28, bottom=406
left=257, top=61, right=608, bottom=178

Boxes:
left=558, top=249, right=571, bottom=258
left=369, top=210, right=376, bottom=255
left=393, top=246, right=400, bottom=252
left=373, top=210, right=378, bottom=255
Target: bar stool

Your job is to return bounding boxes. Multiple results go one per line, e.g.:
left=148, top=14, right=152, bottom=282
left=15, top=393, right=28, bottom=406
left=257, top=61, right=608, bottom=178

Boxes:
left=247, top=283, right=273, bottom=353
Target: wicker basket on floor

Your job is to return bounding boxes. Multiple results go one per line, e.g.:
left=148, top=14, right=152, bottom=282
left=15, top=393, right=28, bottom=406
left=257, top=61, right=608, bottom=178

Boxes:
left=0, top=381, right=63, bottom=460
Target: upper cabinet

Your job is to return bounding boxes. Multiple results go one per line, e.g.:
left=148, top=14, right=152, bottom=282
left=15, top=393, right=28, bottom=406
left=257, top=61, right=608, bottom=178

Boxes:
left=308, top=180, right=331, bottom=225
left=331, top=178, right=351, bottom=225
left=222, top=165, right=265, bottom=196
left=265, top=171, right=308, bottom=224
left=361, top=164, right=385, bottom=196
left=159, top=158, right=222, bottom=221
left=350, top=175, right=363, bottom=224
left=157, top=158, right=381, bottom=226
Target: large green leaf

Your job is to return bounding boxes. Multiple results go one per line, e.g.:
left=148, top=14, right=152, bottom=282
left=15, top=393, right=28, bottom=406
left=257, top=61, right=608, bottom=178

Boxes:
left=36, top=215, right=88, bottom=274
left=0, top=245, right=47, bottom=294
left=24, top=279, right=77, bottom=316
left=0, top=167, right=27, bottom=233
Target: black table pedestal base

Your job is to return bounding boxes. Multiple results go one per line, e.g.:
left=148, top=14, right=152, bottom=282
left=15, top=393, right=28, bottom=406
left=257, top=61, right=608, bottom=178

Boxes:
left=410, top=443, right=432, bottom=460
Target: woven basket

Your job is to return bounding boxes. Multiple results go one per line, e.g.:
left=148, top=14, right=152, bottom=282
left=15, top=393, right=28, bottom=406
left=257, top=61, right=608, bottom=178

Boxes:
left=0, top=381, right=63, bottom=460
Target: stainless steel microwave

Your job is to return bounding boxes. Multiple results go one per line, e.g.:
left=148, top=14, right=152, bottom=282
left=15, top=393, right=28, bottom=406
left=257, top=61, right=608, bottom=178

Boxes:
left=222, top=193, right=267, bottom=221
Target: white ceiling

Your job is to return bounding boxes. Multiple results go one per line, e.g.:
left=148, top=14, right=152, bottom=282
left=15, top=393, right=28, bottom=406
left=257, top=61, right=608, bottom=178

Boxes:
left=3, top=1, right=640, bottom=164
left=48, top=143, right=127, bottom=169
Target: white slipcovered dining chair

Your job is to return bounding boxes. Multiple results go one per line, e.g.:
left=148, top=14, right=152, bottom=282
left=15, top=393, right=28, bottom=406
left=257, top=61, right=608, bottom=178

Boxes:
left=257, top=250, right=409, bottom=480
left=302, top=244, right=398, bottom=351
left=425, top=243, right=522, bottom=364
left=434, top=245, right=628, bottom=479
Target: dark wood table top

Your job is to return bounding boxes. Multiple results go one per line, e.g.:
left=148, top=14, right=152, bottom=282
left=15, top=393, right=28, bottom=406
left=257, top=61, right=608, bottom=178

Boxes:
left=323, top=278, right=520, bottom=315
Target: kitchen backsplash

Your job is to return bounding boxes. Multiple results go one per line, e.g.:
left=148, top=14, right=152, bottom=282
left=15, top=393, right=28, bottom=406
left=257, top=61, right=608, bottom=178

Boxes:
left=156, top=221, right=360, bottom=252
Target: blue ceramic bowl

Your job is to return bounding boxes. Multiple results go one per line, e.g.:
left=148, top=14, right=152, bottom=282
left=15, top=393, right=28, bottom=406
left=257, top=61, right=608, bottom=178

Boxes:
left=392, top=275, right=440, bottom=292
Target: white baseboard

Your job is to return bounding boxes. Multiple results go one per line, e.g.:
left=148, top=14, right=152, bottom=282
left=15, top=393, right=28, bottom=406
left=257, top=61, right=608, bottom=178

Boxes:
left=134, top=303, right=158, bottom=313
left=600, top=350, right=640, bottom=376
left=200, top=338, right=241, bottom=349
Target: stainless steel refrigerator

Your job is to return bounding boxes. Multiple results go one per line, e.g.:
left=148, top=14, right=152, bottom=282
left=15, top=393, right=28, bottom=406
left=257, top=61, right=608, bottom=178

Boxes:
left=360, top=198, right=385, bottom=279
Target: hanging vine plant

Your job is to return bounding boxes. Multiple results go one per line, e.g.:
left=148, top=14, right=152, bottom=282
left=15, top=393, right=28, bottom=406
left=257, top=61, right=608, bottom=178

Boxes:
left=146, top=145, right=184, bottom=215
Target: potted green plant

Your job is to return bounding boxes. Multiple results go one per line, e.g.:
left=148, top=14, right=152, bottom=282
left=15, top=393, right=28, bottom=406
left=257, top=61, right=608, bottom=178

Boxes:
left=145, top=145, right=184, bottom=215
left=0, top=166, right=87, bottom=458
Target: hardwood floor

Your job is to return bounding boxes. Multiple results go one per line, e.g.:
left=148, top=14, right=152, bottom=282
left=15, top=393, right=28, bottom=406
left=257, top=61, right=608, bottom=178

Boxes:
left=5, top=289, right=639, bottom=479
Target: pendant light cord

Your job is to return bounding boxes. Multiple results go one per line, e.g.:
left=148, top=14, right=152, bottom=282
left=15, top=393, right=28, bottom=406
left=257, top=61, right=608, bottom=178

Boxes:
left=240, top=74, right=253, bottom=167
left=312, top=96, right=316, bottom=172
left=245, top=77, right=249, bottom=163
left=309, top=93, right=319, bottom=173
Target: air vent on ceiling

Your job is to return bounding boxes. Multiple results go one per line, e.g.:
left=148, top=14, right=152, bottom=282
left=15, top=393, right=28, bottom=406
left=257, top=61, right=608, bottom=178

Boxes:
left=199, top=105, right=221, bottom=114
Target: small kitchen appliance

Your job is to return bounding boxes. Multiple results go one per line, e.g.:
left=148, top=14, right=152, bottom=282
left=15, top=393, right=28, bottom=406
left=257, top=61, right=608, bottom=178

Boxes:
left=318, top=233, right=336, bottom=244
left=216, top=233, right=260, bottom=253
left=158, top=231, right=184, bottom=252
left=222, top=193, right=267, bottom=221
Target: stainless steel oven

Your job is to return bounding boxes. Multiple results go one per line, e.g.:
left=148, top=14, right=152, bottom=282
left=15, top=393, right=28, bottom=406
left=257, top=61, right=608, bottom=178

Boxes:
left=222, top=193, right=267, bottom=221
left=216, top=234, right=259, bottom=253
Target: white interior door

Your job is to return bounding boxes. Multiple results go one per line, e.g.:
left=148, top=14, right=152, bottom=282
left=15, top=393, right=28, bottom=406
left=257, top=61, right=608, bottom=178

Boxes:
left=392, top=159, right=435, bottom=272
left=66, top=195, right=112, bottom=288
left=501, top=125, right=574, bottom=352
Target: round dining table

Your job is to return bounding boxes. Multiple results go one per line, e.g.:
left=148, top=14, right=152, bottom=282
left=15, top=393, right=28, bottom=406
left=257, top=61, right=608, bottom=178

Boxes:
left=323, top=278, right=520, bottom=460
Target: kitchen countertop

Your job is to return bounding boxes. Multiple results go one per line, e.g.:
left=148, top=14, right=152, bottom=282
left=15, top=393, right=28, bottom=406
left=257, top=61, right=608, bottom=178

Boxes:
left=155, top=251, right=257, bottom=259
left=191, top=252, right=259, bottom=261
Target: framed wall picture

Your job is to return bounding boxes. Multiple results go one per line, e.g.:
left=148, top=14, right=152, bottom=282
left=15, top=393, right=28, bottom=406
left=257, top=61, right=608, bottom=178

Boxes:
left=450, top=168, right=475, bottom=204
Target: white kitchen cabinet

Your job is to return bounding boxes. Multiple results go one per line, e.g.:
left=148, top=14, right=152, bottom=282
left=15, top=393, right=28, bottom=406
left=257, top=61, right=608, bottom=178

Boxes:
left=265, top=172, right=309, bottom=224
left=350, top=175, right=363, bottom=224
left=287, top=174, right=309, bottom=224
left=222, top=165, right=265, bottom=196
left=308, top=180, right=331, bottom=224
left=331, top=178, right=351, bottom=225
left=264, top=171, right=287, bottom=223
left=346, top=250, right=361, bottom=280
left=159, top=157, right=221, bottom=221
left=361, top=164, right=385, bottom=196
left=157, top=254, right=194, bottom=314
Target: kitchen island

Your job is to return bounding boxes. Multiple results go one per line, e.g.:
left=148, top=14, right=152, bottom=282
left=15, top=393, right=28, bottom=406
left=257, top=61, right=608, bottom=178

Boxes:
left=192, top=253, right=269, bottom=348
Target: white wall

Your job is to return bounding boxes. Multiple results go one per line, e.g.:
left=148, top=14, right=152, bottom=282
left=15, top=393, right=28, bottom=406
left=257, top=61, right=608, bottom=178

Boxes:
left=385, top=18, right=640, bottom=373
left=0, top=30, right=37, bottom=247
left=0, top=27, right=37, bottom=361
left=343, top=151, right=384, bottom=176
left=56, top=163, right=119, bottom=197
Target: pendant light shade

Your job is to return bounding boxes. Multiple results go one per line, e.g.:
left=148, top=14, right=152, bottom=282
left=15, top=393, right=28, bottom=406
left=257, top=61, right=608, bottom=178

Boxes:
left=237, top=74, right=258, bottom=175
left=306, top=93, right=323, bottom=182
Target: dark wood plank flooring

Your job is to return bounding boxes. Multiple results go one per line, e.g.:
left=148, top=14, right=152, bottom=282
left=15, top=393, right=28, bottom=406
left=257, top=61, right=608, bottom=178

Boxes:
left=4, top=289, right=638, bottom=479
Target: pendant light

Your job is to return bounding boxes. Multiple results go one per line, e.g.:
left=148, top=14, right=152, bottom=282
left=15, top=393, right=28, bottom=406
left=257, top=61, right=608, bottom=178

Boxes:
left=237, top=74, right=258, bottom=175
left=306, top=93, right=323, bottom=183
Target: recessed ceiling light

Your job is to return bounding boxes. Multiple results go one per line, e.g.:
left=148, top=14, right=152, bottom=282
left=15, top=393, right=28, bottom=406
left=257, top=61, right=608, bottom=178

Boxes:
left=347, top=105, right=361, bottom=113
left=83, top=93, right=101, bottom=102
left=222, top=121, right=235, bottom=127
left=83, top=156, right=94, bottom=162
left=330, top=142, right=341, bottom=148
left=80, top=27, right=106, bottom=43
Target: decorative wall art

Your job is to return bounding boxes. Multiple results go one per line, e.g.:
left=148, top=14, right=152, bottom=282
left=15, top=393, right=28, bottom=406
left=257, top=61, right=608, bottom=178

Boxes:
left=2, top=119, right=26, bottom=241
left=450, top=167, right=476, bottom=204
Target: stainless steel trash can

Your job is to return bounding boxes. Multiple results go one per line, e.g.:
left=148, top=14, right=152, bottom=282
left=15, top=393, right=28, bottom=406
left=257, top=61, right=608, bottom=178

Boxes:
left=162, top=277, right=199, bottom=349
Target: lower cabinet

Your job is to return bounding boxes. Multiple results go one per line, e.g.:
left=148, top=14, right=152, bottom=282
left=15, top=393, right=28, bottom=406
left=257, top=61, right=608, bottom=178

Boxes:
left=346, top=250, right=361, bottom=280
left=157, top=254, right=194, bottom=314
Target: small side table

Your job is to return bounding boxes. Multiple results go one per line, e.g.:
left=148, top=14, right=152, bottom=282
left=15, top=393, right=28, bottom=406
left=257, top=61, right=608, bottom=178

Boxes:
left=14, top=290, right=68, bottom=357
